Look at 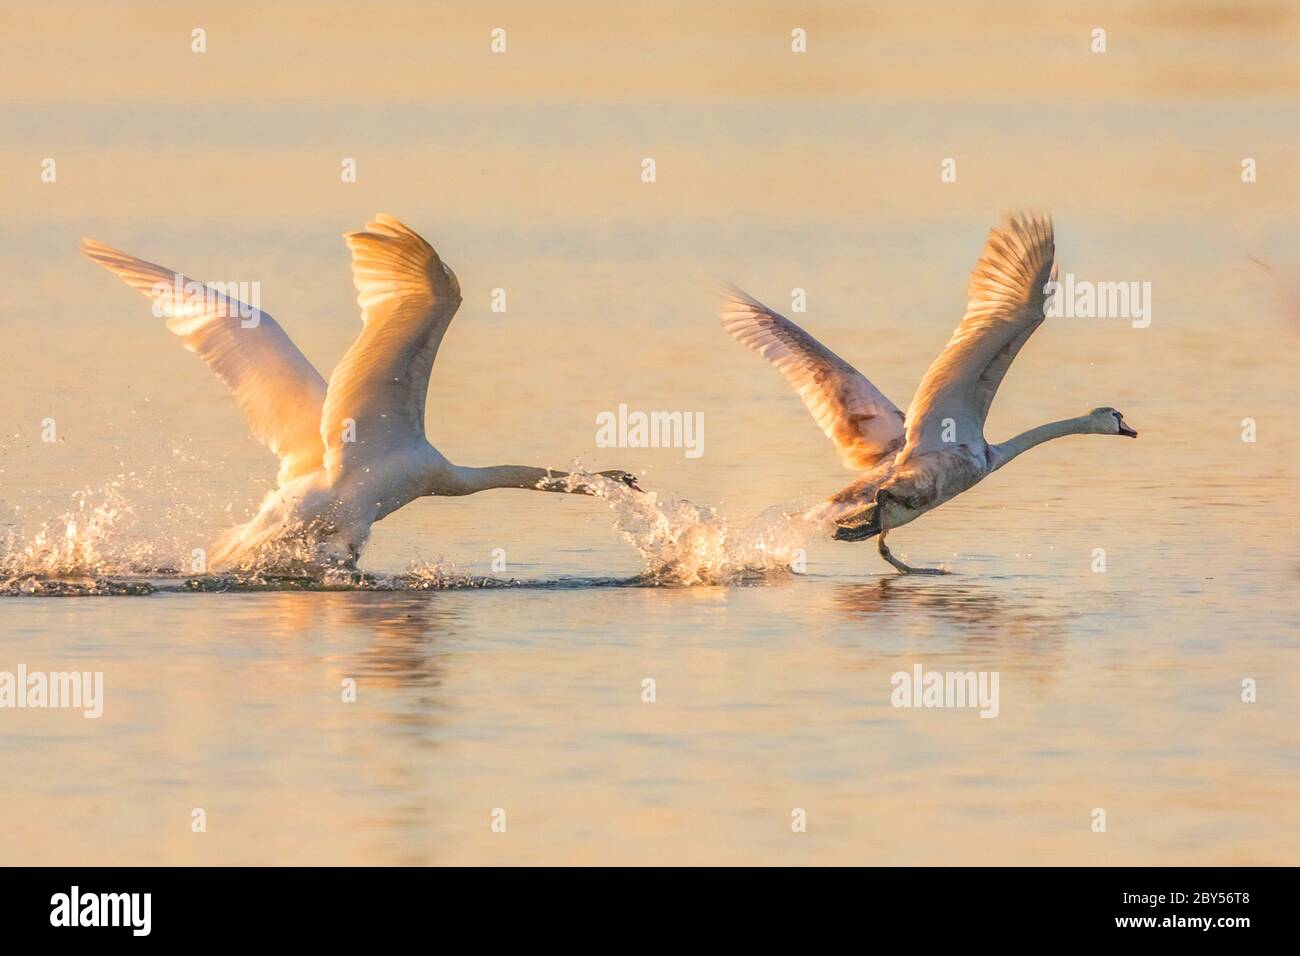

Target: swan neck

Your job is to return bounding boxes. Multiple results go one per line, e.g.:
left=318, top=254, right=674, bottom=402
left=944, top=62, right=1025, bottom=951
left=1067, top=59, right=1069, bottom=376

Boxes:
left=445, top=464, right=580, bottom=494
left=990, top=416, right=1093, bottom=471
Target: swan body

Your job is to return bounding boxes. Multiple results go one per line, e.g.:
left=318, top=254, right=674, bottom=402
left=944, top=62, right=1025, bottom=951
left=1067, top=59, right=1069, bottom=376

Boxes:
left=722, top=212, right=1137, bottom=574
left=83, top=215, right=640, bottom=569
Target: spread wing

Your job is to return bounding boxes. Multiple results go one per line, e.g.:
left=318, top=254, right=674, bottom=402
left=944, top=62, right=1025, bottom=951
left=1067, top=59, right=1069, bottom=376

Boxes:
left=897, top=212, right=1055, bottom=464
left=320, top=215, right=462, bottom=480
left=720, top=286, right=906, bottom=470
left=81, top=238, right=328, bottom=486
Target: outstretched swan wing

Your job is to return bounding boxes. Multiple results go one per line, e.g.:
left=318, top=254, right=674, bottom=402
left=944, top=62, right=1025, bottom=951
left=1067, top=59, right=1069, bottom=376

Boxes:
left=897, top=212, right=1055, bottom=464
left=720, top=286, right=906, bottom=470
left=81, top=238, right=328, bottom=486
left=321, top=215, right=462, bottom=480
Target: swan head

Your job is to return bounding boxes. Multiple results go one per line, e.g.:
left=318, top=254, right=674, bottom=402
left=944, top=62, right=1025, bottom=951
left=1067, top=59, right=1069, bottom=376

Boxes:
left=598, top=470, right=645, bottom=492
left=1088, top=407, right=1138, bottom=438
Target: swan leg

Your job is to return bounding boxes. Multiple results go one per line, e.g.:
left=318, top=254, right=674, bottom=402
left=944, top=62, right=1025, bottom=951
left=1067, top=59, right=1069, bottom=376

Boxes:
left=873, top=530, right=946, bottom=574
left=875, top=493, right=948, bottom=575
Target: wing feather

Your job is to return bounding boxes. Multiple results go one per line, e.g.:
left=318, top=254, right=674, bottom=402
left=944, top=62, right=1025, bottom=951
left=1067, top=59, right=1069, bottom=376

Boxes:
left=720, top=286, right=905, bottom=470
left=81, top=238, right=328, bottom=485
left=898, top=212, right=1055, bottom=463
left=320, top=215, right=461, bottom=479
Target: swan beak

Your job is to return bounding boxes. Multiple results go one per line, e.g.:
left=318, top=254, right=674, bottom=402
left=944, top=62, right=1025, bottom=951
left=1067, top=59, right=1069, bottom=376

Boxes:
left=1118, top=421, right=1138, bottom=438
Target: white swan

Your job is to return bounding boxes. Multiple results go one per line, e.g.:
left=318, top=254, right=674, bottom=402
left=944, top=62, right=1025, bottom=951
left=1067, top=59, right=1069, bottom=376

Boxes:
left=721, top=212, right=1137, bottom=575
left=83, top=214, right=641, bottom=570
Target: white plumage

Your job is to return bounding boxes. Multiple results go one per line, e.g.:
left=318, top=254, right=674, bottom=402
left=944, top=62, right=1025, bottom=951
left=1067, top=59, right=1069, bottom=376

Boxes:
left=84, top=215, right=641, bottom=570
left=721, top=212, right=1137, bottom=574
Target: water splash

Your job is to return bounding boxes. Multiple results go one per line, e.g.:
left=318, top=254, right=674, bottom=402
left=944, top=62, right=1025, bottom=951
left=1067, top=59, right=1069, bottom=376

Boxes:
left=0, top=482, right=155, bottom=583
left=570, top=471, right=824, bottom=585
left=1, top=470, right=829, bottom=595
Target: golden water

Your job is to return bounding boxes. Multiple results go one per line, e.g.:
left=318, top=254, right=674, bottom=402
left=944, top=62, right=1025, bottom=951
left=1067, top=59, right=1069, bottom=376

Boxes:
left=1, top=1, right=1297, bottom=864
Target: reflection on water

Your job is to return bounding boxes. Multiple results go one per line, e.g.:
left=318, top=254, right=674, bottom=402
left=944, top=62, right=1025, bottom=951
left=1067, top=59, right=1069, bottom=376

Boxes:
left=834, top=577, right=1071, bottom=633
left=832, top=577, right=1077, bottom=649
left=280, top=590, right=462, bottom=686
left=8, top=562, right=1292, bottom=866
